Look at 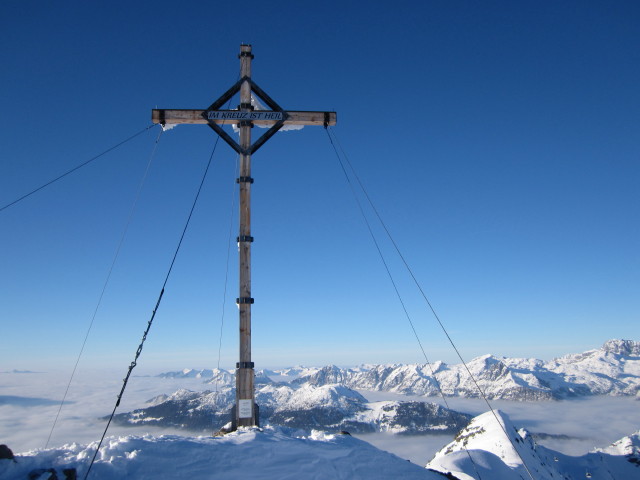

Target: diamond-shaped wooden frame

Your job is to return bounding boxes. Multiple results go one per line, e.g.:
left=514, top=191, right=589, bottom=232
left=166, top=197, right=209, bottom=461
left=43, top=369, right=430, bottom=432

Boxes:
left=201, top=76, right=290, bottom=155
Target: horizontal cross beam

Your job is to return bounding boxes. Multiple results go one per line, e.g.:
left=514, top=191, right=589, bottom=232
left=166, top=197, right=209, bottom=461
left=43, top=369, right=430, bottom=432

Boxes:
left=152, top=109, right=336, bottom=126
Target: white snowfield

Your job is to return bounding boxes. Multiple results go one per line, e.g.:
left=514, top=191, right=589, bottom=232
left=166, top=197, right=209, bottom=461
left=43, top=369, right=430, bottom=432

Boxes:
left=427, top=410, right=640, bottom=480
left=0, top=427, right=444, bottom=480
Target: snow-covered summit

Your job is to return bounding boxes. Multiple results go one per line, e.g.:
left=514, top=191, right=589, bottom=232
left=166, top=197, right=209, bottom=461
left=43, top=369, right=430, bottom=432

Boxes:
left=1, top=427, right=444, bottom=480
left=275, top=384, right=366, bottom=412
left=428, top=410, right=559, bottom=479
left=292, top=365, right=351, bottom=386
left=427, top=410, right=640, bottom=480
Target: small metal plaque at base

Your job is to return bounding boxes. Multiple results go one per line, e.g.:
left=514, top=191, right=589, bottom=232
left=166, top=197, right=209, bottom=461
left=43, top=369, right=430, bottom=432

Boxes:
left=238, top=399, right=253, bottom=418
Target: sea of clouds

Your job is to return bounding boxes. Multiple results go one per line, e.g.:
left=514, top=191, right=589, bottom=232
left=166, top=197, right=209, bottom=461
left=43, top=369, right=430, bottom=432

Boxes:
left=2, top=369, right=638, bottom=466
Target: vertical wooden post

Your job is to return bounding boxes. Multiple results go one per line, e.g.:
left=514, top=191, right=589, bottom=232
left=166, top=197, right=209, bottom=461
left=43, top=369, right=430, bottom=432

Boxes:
left=235, top=43, right=257, bottom=427
left=150, top=43, right=336, bottom=431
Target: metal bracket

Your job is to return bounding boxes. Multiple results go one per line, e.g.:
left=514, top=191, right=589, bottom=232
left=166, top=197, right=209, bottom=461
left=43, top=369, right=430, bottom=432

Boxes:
left=236, top=297, right=254, bottom=304
left=236, top=362, right=255, bottom=369
left=237, top=235, right=254, bottom=243
left=239, top=120, right=253, bottom=128
left=202, top=76, right=289, bottom=155
left=236, top=176, right=254, bottom=184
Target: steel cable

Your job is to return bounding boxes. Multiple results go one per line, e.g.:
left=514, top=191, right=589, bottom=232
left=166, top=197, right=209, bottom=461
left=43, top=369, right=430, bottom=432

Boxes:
left=82, top=133, right=224, bottom=480
left=1, top=124, right=156, bottom=213
left=45, top=126, right=164, bottom=449
left=326, top=127, right=537, bottom=480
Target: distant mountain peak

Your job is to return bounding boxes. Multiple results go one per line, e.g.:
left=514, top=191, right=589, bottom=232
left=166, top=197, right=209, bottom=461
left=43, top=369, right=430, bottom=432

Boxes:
left=602, top=339, right=640, bottom=356
left=598, top=430, right=640, bottom=457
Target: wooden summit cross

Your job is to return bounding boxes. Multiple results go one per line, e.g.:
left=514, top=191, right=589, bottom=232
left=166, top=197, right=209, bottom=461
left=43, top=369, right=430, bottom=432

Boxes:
left=151, top=44, right=337, bottom=429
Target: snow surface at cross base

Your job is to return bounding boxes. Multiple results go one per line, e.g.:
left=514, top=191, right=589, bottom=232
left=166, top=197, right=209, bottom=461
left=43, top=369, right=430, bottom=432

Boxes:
left=427, top=410, right=640, bottom=480
left=1, top=427, right=444, bottom=480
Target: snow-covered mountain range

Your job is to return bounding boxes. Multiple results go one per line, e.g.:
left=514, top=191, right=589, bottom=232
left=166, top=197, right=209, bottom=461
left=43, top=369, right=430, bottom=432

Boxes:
left=113, top=340, right=640, bottom=437
left=113, top=382, right=472, bottom=435
left=287, top=339, right=640, bottom=400
left=3, top=341, right=639, bottom=479
left=158, top=339, right=640, bottom=400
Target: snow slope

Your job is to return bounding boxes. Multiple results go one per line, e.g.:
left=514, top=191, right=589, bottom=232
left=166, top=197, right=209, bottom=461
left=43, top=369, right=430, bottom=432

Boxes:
left=0, top=427, right=444, bottom=480
left=427, top=410, right=640, bottom=480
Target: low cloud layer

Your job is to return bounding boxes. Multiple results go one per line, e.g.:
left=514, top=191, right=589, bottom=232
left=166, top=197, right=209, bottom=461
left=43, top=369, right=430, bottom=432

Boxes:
left=2, top=370, right=638, bottom=465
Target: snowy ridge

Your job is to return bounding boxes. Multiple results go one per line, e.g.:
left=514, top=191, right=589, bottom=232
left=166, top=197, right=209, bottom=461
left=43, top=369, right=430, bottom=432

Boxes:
left=427, top=410, right=640, bottom=480
left=0, top=427, right=444, bottom=480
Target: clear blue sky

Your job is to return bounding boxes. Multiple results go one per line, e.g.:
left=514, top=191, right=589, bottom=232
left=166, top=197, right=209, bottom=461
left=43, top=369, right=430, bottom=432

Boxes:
left=1, top=1, right=638, bottom=372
